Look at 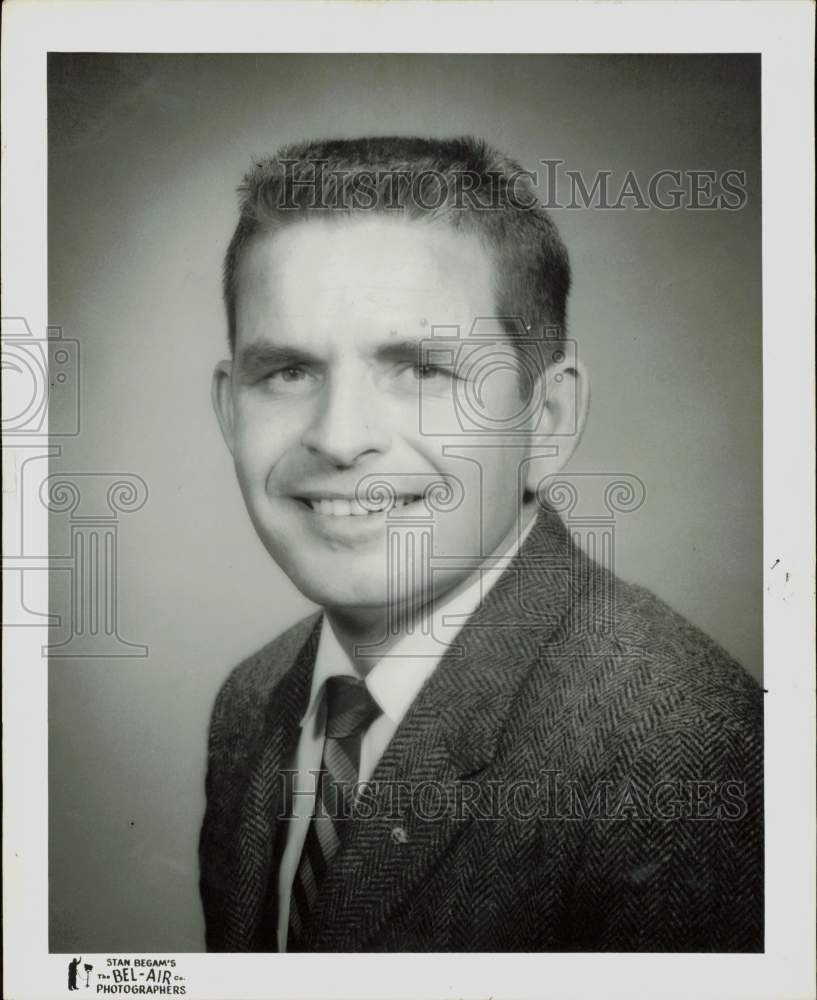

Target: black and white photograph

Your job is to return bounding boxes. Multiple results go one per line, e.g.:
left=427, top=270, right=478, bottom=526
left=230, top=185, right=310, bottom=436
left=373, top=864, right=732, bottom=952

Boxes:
left=2, top=3, right=814, bottom=999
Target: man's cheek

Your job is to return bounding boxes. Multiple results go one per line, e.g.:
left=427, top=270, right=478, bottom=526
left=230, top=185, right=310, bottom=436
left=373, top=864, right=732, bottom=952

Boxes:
left=232, top=435, right=265, bottom=478
left=232, top=418, right=285, bottom=475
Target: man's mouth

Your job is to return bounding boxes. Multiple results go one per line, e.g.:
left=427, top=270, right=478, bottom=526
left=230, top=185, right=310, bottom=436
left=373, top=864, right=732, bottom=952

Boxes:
left=294, top=495, right=424, bottom=517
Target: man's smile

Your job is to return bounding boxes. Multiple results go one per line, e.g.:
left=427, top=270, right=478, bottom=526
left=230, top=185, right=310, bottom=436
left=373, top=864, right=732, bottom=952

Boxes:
left=293, top=494, right=425, bottom=517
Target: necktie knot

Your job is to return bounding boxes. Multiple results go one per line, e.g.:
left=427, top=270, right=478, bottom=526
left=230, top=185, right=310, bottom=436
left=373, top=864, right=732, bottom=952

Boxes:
left=324, top=675, right=382, bottom=739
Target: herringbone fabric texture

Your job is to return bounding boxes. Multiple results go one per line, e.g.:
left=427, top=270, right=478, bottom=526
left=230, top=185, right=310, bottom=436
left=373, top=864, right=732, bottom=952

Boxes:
left=288, top=677, right=382, bottom=947
left=199, top=507, right=764, bottom=953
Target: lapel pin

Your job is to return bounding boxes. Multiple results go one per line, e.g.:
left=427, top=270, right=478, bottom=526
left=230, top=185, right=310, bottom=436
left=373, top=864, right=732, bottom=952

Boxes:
left=390, top=825, right=409, bottom=845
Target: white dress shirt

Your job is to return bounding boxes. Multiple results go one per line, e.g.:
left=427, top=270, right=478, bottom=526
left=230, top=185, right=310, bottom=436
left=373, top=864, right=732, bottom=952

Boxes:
left=276, top=510, right=537, bottom=951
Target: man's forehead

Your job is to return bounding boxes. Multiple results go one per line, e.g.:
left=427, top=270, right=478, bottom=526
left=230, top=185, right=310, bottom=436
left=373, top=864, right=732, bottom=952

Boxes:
left=236, top=215, right=499, bottom=326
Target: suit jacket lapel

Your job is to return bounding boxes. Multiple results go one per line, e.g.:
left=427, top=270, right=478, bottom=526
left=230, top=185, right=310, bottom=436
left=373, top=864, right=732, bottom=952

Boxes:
left=302, top=508, right=575, bottom=951
left=223, top=620, right=319, bottom=951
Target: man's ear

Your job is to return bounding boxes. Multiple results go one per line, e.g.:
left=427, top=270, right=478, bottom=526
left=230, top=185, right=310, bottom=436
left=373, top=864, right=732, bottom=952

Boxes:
left=211, top=360, right=237, bottom=454
left=524, top=355, right=590, bottom=495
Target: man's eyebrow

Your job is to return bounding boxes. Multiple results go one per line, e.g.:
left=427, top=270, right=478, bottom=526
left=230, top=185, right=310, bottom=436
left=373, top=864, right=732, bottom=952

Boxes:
left=235, top=338, right=453, bottom=375
left=235, top=343, right=322, bottom=376
left=374, top=339, right=443, bottom=364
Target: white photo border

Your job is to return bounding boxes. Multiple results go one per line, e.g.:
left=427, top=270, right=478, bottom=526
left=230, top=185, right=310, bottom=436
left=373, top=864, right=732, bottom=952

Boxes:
left=2, top=2, right=814, bottom=998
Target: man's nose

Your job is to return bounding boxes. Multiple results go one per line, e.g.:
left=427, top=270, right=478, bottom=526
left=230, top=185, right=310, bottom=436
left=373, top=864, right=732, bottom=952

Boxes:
left=300, top=373, right=391, bottom=467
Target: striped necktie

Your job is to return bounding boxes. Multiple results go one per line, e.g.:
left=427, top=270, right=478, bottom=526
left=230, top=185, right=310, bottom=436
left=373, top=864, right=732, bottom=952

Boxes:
left=288, top=675, right=382, bottom=948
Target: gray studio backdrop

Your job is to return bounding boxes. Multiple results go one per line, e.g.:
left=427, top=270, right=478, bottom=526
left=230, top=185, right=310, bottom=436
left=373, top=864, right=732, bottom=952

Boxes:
left=47, top=53, right=762, bottom=952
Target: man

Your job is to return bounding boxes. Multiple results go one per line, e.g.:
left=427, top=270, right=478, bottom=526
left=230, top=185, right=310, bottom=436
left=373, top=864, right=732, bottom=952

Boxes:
left=200, top=136, right=763, bottom=952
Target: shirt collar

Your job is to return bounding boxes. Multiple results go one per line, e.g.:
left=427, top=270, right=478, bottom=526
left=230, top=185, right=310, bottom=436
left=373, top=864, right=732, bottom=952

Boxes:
left=299, top=619, right=361, bottom=728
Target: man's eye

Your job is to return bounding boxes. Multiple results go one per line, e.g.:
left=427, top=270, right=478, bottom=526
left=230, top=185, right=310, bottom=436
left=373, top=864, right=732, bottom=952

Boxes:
left=411, top=364, right=452, bottom=381
left=266, top=367, right=307, bottom=383
left=259, top=366, right=316, bottom=392
left=392, top=363, right=457, bottom=393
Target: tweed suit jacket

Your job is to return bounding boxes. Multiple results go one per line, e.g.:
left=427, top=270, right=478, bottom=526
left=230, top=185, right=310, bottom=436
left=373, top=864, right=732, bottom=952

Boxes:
left=199, top=508, right=763, bottom=952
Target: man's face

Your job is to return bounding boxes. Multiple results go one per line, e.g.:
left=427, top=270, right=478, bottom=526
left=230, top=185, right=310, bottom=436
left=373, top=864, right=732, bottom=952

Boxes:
left=214, top=216, right=540, bottom=614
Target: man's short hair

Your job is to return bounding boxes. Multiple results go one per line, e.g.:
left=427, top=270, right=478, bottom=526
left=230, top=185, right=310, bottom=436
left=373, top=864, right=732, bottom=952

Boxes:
left=223, top=135, right=571, bottom=357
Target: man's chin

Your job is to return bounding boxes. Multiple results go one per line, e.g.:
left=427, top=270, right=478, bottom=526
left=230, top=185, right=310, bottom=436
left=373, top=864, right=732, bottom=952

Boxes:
left=275, top=561, right=394, bottom=612
left=302, top=584, right=398, bottom=618
left=258, top=521, right=462, bottom=618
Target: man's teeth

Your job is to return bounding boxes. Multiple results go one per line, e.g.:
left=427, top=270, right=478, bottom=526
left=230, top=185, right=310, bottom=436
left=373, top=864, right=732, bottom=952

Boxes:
left=306, top=496, right=421, bottom=516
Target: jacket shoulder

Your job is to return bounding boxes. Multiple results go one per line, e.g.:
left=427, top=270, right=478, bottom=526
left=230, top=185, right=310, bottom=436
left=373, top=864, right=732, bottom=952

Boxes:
left=552, top=581, right=764, bottom=952
left=609, top=578, right=761, bottom=710
left=207, top=612, right=320, bottom=763
left=524, top=571, right=762, bottom=762
left=218, top=613, right=320, bottom=704
left=200, top=613, right=319, bottom=950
